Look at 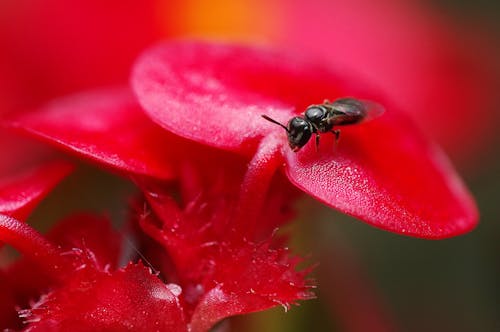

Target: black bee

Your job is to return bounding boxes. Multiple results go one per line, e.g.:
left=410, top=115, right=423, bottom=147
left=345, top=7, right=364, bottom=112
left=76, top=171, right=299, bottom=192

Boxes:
left=262, top=97, right=384, bottom=151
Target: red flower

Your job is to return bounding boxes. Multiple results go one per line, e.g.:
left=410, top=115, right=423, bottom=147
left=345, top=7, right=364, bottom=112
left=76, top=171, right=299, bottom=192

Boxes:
left=0, top=156, right=311, bottom=331
left=1, top=89, right=311, bottom=330
left=0, top=213, right=186, bottom=331
left=131, top=41, right=478, bottom=239
left=136, top=163, right=312, bottom=331
left=0, top=40, right=479, bottom=331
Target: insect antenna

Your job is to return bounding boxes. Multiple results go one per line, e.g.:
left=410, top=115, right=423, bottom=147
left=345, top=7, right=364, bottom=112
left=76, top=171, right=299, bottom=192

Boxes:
left=261, top=114, right=289, bottom=132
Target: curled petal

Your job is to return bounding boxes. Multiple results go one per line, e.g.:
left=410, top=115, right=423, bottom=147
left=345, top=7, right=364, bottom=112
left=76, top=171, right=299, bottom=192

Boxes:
left=284, top=111, right=478, bottom=238
left=132, top=41, right=350, bottom=154
left=6, top=88, right=181, bottom=180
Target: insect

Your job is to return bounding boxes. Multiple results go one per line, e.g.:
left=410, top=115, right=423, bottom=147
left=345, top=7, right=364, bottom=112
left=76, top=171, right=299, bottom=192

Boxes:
left=261, top=97, right=384, bottom=152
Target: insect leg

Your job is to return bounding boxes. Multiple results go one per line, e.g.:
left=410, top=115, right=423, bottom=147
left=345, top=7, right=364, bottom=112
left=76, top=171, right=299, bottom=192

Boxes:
left=332, top=129, right=340, bottom=148
left=315, top=133, right=320, bottom=152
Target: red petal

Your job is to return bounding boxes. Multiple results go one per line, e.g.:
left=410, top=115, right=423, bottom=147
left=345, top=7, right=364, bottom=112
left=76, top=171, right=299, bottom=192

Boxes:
left=136, top=159, right=312, bottom=330
left=139, top=207, right=312, bottom=330
left=1, top=213, right=123, bottom=329
left=21, top=263, right=186, bottom=332
left=0, top=214, right=63, bottom=330
left=133, top=41, right=477, bottom=238
left=141, top=204, right=314, bottom=332
left=279, top=0, right=499, bottom=162
left=6, top=88, right=180, bottom=180
left=189, top=240, right=313, bottom=332
left=0, top=159, right=73, bottom=220
left=284, top=110, right=478, bottom=238
left=0, top=214, right=66, bottom=278
left=45, top=213, right=122, bottom=270
left=132, top=41, right=344, bottom=154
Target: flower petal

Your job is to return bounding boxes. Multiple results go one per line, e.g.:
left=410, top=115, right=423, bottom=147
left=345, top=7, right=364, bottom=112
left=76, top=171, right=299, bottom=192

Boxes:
left=136, top=155, right=313, bottom=330
left=284, top=110, right=478, bottom=238
left=278, top=0, right=499, bottom=162
left=190, top=241, right=314, bottom=332
left=6, top=88, right=181, bottom=180
left=21, top=263, right=186, bottom=332
left=133, top=41, right=478, bottom=238
left=132, top=41, right=352, bottom=154
left=0, top=159, right=73, bottom=220
left=45, top=213, right=123, bottom=270
left=1, top=213, right=123, bottom=329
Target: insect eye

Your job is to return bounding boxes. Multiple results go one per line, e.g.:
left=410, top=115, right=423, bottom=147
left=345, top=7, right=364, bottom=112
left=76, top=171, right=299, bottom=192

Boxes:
left=305, top=106, right=326, bottom=123
left=287, top=117, right=312, bottom=150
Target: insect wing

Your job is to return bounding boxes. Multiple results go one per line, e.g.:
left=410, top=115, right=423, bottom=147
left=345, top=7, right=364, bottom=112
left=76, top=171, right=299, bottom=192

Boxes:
left=324, top=98, right=385, bottom=126
left=357, top=99, right=385, bottom=123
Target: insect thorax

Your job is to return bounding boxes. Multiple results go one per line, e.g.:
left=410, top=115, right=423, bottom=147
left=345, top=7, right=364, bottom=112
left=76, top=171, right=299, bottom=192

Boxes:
left=305, top=105, right=333, bottom=133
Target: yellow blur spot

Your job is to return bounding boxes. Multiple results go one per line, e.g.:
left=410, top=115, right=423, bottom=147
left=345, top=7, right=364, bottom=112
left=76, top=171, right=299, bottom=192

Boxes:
left=159, top=0, right=281, bottom=44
